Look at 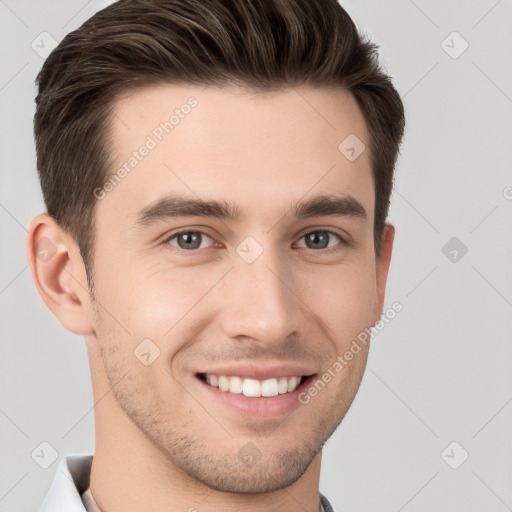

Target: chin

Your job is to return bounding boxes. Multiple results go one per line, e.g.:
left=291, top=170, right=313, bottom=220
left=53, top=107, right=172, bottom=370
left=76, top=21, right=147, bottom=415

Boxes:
left=181, top=446, right=317, bottom=494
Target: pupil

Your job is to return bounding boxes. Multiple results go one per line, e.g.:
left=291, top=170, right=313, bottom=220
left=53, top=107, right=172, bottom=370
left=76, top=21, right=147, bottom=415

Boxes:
left=179, top=232, right=201, bottom=250
left=307, top=232, right=328, bottom=249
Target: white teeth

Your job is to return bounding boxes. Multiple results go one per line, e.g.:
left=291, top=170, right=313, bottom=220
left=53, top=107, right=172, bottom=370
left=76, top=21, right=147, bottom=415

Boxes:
left=204, top=374, right=303, bottom=397
left=287, top=376, right=300, bottom=392
left=243, top=378, right=261, bottom=397
left=218, top=375, right=230, bottom=391
left=229, top=376, right=243, bottom=394
left=261, top=378, right=278, bottom=397
left=278, top=377, right=288, bottom=394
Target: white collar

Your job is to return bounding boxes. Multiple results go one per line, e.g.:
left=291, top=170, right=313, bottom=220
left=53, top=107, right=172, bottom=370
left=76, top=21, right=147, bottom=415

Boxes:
left=39, top=454, right=93, bottom=511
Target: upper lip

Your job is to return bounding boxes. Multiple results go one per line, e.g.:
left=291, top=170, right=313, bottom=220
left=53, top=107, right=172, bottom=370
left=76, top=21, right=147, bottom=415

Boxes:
left=196, top=363, right=316, bottom=381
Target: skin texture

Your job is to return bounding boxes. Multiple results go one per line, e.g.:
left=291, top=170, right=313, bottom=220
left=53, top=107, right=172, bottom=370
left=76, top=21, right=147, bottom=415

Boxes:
left=27, top=84, right=394, bottom=512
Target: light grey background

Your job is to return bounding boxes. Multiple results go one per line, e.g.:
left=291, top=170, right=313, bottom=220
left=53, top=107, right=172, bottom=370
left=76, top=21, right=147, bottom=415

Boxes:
left=1, top=1, right=511, bottom=511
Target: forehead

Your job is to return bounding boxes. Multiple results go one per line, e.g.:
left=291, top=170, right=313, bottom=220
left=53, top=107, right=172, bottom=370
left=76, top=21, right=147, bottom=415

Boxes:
left=100, top=83, right=374, bottom=227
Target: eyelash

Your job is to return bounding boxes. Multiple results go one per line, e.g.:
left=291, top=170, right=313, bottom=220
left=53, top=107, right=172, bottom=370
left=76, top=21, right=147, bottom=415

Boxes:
left=163, top=229, right=348, bottom=254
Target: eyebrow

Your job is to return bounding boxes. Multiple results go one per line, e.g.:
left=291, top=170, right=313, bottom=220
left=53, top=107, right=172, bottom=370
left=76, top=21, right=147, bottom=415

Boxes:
left=135, top=193, right=367, bottom=226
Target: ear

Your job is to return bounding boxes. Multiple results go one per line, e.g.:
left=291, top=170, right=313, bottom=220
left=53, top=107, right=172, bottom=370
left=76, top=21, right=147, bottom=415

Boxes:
left=26, top=213, right=95, bottom=335
left=370, top=223, right=395, bottom=325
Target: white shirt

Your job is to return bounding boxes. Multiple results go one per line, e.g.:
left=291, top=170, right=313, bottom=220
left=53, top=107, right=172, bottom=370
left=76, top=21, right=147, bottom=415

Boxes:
left=40, top=454, right=334, bottom=512
left=39, top=455, right=94, bottom=512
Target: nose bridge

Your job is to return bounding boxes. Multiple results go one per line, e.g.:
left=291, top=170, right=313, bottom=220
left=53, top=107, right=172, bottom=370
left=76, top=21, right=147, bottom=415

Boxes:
left=221, top=246, right=300, bottom=344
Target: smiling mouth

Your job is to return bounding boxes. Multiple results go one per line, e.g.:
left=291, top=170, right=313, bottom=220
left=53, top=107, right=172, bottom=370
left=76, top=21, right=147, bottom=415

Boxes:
left=196, top=373, right=312, bottom=398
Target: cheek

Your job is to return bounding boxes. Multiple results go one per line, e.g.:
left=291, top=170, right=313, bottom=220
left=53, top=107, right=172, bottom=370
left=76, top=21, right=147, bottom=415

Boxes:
left=296, top=259, right=377, bottom=345
left=98, top=262, right=221, bottom=339
left=92, top=238, right=377, bottom=349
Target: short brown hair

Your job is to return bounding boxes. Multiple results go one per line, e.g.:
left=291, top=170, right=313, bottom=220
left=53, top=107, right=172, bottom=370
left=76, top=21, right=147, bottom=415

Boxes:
left=34, top=0, right=405, bottom=285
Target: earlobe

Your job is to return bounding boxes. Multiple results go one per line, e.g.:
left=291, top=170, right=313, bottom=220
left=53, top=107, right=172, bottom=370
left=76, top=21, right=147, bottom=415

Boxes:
left=26, top=213, right=95, bottom=335
left=371, top=223, right=395, bottom=325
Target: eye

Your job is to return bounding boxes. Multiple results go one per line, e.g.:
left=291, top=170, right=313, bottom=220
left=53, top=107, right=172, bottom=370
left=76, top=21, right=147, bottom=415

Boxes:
left=166, top=230, right=215, bottom=251
left=295, top=230, right=344, bottom=250
left=163, top=228, right=346, bottom=253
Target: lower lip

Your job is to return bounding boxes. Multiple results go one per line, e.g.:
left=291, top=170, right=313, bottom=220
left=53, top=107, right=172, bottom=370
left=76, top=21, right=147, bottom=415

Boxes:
left=195, top=375, right=316, bottom=419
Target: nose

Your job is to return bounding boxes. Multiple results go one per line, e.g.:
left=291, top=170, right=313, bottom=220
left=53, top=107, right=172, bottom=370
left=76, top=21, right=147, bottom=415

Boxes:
left=219, top=249, right=302, bottom=347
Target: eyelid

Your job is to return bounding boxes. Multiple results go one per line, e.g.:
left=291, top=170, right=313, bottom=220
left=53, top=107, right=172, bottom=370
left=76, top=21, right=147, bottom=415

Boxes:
left=162, top=227, right=350, bottom=253
left=163, top=228, right=218, bottom=250
left=294, top=229, right=348, bottom=250
left=297, top=222, right=352, bottom=239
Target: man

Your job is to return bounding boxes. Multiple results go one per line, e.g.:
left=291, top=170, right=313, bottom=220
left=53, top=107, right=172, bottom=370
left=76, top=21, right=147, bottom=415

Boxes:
left=27, top=0, right=404, bottom=510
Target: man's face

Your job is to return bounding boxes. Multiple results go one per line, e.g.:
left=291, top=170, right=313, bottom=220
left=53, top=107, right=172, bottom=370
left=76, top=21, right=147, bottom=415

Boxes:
left=88, top=84, right=388, bottom=492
